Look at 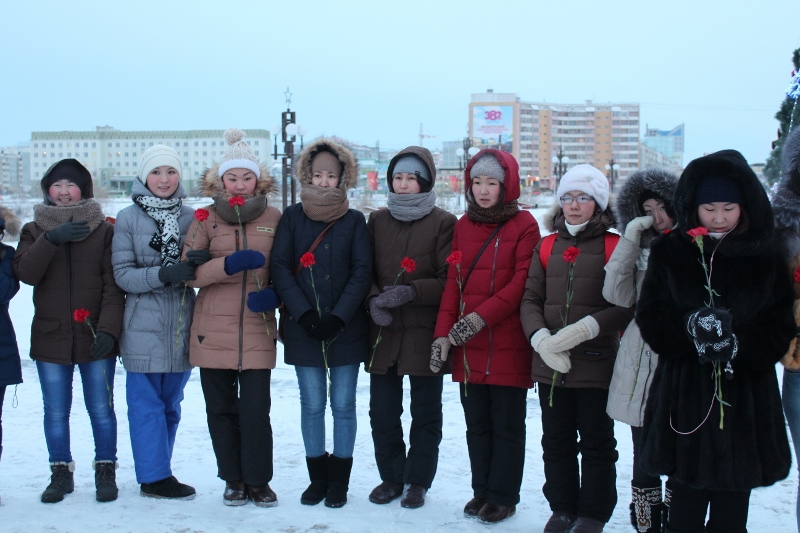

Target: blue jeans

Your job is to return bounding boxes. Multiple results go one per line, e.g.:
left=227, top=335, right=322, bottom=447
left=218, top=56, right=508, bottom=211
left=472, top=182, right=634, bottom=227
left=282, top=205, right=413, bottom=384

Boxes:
left=36, top=359, right=117, bottom=463
left=784, top=368, right=800, bottom=533
left=295, top=364, right=359, bottom=458
left=127, top=371, right=191, bottom=484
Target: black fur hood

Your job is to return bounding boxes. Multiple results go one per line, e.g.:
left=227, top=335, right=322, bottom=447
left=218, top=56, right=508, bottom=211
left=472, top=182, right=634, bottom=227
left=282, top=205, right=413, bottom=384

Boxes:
left=675, top=149, right=774, bottom=257
left=615, top=168, right=678, bottom=249
left=774, top=126, right=800, bottom=259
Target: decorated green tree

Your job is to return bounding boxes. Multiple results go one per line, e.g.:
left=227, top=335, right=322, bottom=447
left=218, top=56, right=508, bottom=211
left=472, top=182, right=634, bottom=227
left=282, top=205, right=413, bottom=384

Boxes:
left=764, top=48, right=800, bottom=185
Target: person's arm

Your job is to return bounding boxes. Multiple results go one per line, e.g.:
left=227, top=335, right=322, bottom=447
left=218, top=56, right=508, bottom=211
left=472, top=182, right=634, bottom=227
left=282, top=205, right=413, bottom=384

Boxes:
left=410, top=213, right=456, bottom=306
left=111, top=210, right=165, bottom=293
left=13, top=223, right=60, bottom=286
left=97, top=226, right=125, bottom=340
left=0, top=246, right=20, bottom=304
left=331, top=214, right=373, bottom=324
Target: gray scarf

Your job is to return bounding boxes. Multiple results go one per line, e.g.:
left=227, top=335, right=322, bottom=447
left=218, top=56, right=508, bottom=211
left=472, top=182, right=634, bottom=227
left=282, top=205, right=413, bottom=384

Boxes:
left=133, top=195, right=183, bottom=266
left=214, top=194, right=267, bottom=224
left=33, top=199, right=105, bottom=241
left=387, top=190, right=437, bottom=222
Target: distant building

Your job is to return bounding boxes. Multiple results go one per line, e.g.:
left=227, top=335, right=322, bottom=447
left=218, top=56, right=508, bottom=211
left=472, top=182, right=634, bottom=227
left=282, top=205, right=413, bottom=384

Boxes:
left=642, top=124, right=684, bottom=168
left=639, top=143, right=684, bottom=176
left=468, top=91, right=640, bottom=191
left=26, top=126, right=271, bottom=195
left=0, top=146, right=26, bottom=193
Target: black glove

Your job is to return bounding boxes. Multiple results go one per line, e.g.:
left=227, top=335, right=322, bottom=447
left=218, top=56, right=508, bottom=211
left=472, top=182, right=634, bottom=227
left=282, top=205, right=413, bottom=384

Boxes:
left=158, top=262, right=196, bottom=285
left=298, top=310, right=322, bottom=337
left=185, top=249, right=212, bottom=266
left=90, top=332, right=115, bottom=359
left=310, top=314, right=344, bottom=342
left=45, top=217, right=90, bottom=245
left=686, top=307, right=738, bottom=363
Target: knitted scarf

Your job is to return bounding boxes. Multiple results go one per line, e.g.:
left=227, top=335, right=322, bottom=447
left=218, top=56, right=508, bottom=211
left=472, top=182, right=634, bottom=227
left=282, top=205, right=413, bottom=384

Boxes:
left=387, top=190, right=437, bottom=222
left=300, top=184, right=349, bottom=222
left=33, top=199, right=105, bottom=241
left=466, top=199, right=520, bottom=224
left=133, top=195, right=183, bottom=266
left=214, top=194, right=267, bottom=224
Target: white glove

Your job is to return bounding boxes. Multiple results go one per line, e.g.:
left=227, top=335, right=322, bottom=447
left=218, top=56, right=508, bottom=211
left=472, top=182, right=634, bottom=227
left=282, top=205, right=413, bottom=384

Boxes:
left=624, top=216, right=654, bottom=245
left=532, top=328, right=571, bottom=373
left=543, top=316, right=600, bottom=353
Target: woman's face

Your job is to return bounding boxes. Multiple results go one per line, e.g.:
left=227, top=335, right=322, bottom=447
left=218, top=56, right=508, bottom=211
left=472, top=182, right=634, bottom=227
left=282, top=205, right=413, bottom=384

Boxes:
left=471, top=176, right=502, bottom=208
left=311, top=170, right=339, bottom=188
left=642, top=199, right=674, bottom=233
left=561, top=189, right=597, bottom=225
left=146, top=166, right=181, bottom=199
left=223, top=168, right=257, bottom=197
left=392, top=172, right=421, bottom=194
left=48, top=179, right=82, bottom=206
left=697, top=202, right=741, bottom=233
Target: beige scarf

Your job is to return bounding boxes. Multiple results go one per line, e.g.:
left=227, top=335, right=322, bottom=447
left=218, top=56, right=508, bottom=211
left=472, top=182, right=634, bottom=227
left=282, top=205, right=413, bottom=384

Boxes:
left=300, top=184, right=349, bottom=222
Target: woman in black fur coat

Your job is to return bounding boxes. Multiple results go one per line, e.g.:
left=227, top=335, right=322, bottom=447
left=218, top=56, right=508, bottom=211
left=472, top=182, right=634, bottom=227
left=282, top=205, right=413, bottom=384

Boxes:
left=636, top=150, right=795, bottom=533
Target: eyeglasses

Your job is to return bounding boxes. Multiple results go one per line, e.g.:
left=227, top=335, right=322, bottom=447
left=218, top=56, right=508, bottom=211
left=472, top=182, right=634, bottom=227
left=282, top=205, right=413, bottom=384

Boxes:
left=560, top=195, right=594, bottom=204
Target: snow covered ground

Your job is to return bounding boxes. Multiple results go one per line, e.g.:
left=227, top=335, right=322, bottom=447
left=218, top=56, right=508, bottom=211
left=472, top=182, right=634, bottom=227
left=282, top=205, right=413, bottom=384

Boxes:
left=0, top=201, right=796, bottom=531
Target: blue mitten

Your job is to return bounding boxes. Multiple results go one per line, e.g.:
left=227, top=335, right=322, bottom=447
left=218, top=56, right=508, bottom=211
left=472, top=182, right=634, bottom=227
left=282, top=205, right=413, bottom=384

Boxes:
left=224, top=250, right=266, bottom=275
left=247, top=288, right=281, bottom=313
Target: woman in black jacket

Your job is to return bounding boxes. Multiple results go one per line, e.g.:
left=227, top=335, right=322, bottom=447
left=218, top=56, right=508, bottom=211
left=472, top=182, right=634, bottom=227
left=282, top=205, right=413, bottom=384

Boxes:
left=636, top=150, right=795, bottom=533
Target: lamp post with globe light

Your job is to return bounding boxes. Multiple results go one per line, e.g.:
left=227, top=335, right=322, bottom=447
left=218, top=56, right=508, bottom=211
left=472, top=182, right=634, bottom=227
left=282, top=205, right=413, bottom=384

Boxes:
left=605, top=158, right=620, bottom=193
left=271, top=88, right=307, bottom=210
left=551, top=146, right=570, bottom=191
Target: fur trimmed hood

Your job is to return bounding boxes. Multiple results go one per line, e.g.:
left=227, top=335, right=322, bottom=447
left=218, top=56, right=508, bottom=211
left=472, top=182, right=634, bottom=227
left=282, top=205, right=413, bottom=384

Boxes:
left=675, top=149, right=773, bottom=257
left=775, top=127, right=800, bottom=259
left=200, top=162, right=274, bottom=198
left=615, top=168, right=678, bottom=249
left=296, top=138, right=359, bottom=190
left=541, top=197, right=616, bottom=234
left=0, top=205, right=20, bottom=241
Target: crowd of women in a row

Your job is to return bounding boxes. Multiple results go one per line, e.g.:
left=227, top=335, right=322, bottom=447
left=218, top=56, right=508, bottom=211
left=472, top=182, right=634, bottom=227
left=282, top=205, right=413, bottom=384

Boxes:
left=1, top=126, right=800, bottom=533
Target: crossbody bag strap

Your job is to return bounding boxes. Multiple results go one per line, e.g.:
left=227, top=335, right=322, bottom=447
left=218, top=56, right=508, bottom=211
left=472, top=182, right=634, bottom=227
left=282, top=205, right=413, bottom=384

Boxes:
left=293, top=220, right=337, bottom=276
left=462, top=220, right=507, bottom=291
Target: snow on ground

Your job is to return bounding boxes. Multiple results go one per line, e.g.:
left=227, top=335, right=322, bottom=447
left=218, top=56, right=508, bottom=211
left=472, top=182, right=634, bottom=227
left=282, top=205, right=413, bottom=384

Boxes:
left=0, top=201, right=796, bottom=531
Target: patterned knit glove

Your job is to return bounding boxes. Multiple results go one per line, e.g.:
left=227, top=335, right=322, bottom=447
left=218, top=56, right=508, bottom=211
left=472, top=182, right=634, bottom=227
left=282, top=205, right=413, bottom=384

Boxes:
left=447, top=312, right=486, bottom=346
left=430, top=336, right=451, bottom=373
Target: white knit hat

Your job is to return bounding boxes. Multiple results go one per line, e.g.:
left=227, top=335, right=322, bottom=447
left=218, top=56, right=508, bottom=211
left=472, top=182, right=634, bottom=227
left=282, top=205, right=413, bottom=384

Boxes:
left=218, top=128, right=260, bottom=178
left=556, top=164, right=610, bottom=211
left=138, top=145, right=182, bottom=184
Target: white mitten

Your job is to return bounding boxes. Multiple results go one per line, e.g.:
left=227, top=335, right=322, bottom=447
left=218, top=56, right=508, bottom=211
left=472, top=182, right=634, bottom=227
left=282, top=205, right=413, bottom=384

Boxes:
left=624, top=216, right=654, bottom=245
left=430, top=337, right=451, bottom=373
left=546, top=316, right=600, bottom=353
left=538, top=345, right=572, bottom=373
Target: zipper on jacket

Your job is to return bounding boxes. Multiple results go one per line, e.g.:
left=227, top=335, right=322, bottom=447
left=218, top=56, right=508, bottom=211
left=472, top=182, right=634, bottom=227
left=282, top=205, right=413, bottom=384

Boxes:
left=67, top=243, right=75, bottom=363
left=484, top=235, right=501, bottom=376
left=127, top=295, right=141, bottom=329
left=235, top=228, right=245, bottom=373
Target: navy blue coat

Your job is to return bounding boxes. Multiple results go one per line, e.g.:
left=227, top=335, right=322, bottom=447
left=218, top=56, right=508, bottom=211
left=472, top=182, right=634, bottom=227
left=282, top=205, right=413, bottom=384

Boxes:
left=0, top=245, right=21, bottom=387
left=271, top=204, right=372, bottom=367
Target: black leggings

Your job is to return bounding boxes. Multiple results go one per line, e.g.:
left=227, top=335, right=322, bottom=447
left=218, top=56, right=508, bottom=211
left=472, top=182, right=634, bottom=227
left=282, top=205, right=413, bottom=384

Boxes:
left=630, top=425, right=661, bottom=487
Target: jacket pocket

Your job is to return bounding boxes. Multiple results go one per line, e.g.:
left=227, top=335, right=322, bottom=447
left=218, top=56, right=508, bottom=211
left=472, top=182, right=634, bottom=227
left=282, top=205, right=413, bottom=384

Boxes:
left=33, top=317, right=60, bottom=334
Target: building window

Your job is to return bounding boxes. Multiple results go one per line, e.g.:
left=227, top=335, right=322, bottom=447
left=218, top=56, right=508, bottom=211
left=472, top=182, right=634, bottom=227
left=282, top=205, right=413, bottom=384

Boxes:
left=125, top=162, right=129, bottom=167
left=108, top=143, right=112, bottom=147
left=203, top=142, right=207, bottom=146
left=194, top=142, right=198, bottom=146
left=183, top=161, right=188, bottom=166
left=255, top=151, right=259, bottom=156
left=34, top=143, right=38, bottom=148
left=203, top=152, right=207, bottom=156
left=67, top=152, right=71, bottom=157
left=92, top=142, right=96, bottom=148
left=124, top=152, right=129, bottom=157
left=212, top=141, right=216, bottom=146
left=133, top=162, right=137, bottom=167
left=116, top=162, right=120, bottom=167
left=116, top=143, right=120, bottom=147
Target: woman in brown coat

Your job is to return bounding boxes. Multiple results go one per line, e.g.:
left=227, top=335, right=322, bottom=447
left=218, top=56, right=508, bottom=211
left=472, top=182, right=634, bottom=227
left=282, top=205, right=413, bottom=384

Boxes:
left=183, top=129, right=281, bottom=507
left=14, top=159, right=124, bottom=504
left=366, top=146, right=456, bottom=509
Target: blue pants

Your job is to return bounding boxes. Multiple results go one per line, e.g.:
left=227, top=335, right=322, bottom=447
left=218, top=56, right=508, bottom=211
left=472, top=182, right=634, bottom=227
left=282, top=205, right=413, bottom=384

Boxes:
left=295, top=364, right=359, bottom=458
left=784, top=368, right=800, bottom=533
left=36, top=359, right=117, bottom=463
left=126, top=371, right=191, bottom=484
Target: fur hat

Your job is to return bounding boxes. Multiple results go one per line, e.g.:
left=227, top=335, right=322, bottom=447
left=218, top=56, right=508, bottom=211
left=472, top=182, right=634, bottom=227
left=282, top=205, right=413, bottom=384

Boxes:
left=41, top=159, right=93, bottom=203
left=218, top=128, right=260, bottom=178
left=296, top=138, right=359, bottom=190
left=138, top=144, right=182, bottom=184
left=556, top=164, right=610, bottom=211
left=469, top=154, right=505, bottom=183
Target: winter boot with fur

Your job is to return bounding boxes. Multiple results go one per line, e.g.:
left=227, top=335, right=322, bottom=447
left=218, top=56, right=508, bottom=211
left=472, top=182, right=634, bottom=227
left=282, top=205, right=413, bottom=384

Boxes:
left=630, top=483, right=663, bottom=532
left=324, top=455, right=353, bottom=508
left=94, top=460, right=119, bottom=502
left=301, top=453, right=329, bottom=505
left=41, top=461, right=75, bottom=503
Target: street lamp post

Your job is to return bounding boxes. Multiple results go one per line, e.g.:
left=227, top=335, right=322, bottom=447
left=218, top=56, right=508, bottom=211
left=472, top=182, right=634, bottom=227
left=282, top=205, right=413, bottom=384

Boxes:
left=271, top=88, right=306, bottom=211
left=605, top=158, right=620, bottom=193
left=455, top=137, right=480, bottom=171
left=551, top=147, right=570, bottom=190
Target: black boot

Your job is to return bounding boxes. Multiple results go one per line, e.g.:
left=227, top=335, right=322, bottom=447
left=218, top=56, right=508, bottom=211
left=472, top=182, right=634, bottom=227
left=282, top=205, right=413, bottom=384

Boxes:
left=94, top=460, right=119, bottom=502
left=325, top=455, right=353, bottom=508
left=630, top=482, right=663, bottom=532
left=140, top=476, right=196, bottom=500
left=301, top=453, right=329, bottom=505
left=41, top=461, right=75, bottom=503
left=662, top=478, right=673, bottom=532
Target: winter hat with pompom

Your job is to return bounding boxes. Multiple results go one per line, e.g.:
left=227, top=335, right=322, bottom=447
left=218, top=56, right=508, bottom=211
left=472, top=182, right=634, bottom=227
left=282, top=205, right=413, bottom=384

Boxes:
left=218, top=128, right=260, bottom=178
left=138, top=145, right=182, bottom=184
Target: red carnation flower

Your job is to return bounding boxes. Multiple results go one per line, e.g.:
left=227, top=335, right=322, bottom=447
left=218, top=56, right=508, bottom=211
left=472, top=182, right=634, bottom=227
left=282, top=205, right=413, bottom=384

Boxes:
left=194, top=208, right=210, bottom=222
left=794, top=266, right=800, bottom=284
left=662, top=229, right=672, bottom=235
left=562, top=246, right=580, bottom=263
left=400, top=257, right=416, bottom=274
left=687, top=227, right=709, bottom=242
left=73, top=308, right=90, bottom=323
left=228, top=196, right=246, bottom=207
left=446, top=251, right=462, bottom=267
left=300, top=252, right=316, bottom=268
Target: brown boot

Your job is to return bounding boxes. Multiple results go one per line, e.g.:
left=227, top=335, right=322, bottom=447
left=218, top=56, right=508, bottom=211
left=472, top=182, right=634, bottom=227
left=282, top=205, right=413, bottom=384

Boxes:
left=368, top=480, right=403, bottom=504
left=223, top=481, right=247, bottom=506
left=247, top=484, right=278, bottom=508
left=477, top=502, right=516, bottom=524
left=464, top=497, right=486, bottom=518
left=400, top=484, right=427, bottom=509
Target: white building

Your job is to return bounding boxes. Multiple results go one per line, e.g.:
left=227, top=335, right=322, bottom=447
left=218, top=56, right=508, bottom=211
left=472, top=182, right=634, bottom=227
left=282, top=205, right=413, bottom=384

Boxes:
left=27, top=126, right=272, bottom=195
left=0, top=146, right=26, bottom=193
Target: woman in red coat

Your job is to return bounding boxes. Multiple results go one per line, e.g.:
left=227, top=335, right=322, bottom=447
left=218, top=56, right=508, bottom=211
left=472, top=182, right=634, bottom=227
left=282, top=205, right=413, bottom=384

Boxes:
left=430, top=149, right=540, bottom=524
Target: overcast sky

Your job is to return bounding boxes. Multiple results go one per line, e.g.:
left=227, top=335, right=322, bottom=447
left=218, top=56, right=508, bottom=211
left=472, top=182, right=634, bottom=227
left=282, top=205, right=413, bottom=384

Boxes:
left=1, top=0, right=797, bottom=166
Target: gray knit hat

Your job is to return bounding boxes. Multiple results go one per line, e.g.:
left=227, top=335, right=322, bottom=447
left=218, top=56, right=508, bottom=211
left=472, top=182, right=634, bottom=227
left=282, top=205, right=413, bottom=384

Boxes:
left=392, top=154, right=431, bottom=184
left=218, top=128, right=260, bottom=178
left=470, top=154, right=505, bottom=183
